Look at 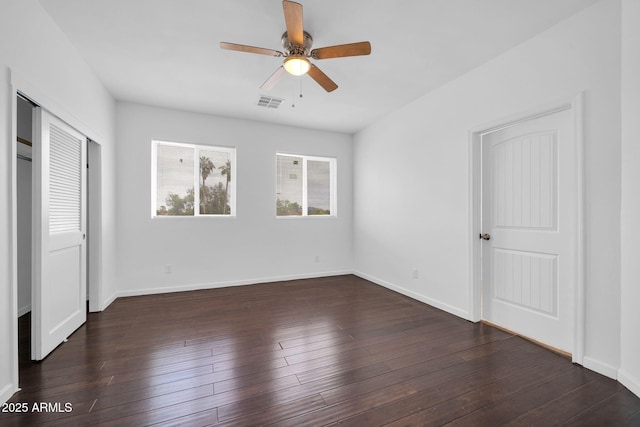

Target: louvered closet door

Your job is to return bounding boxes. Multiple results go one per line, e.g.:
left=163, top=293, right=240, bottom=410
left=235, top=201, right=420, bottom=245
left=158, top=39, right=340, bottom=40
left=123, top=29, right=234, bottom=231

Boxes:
left=32, top=108, right=87, bottom=360
left=481, top=108, right=576, bottom=353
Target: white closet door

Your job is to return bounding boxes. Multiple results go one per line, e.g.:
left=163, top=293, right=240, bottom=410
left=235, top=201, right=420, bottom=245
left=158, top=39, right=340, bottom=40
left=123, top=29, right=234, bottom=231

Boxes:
left=32, top=108, right=87, bottom=360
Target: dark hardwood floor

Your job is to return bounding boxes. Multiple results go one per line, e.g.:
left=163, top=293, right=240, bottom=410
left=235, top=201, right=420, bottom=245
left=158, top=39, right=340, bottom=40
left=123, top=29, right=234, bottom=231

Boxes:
left=2, top=275, right=639, bottom=426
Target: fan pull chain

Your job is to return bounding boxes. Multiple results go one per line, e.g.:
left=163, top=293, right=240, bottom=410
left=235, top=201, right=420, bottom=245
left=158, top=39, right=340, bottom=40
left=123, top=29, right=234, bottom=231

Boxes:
left=292, top=76, right=303, bottom=108
left=291, top=83, right=295, bottom=108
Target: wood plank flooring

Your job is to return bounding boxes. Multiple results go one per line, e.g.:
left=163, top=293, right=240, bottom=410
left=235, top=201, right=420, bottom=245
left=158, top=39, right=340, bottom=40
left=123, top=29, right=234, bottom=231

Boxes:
left=2, top=275, right=639, bottom=426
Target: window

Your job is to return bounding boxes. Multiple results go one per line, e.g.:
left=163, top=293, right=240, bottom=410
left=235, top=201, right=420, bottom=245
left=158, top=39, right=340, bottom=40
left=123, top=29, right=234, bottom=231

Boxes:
left=152, top=140, right=236, bottom=217
left=276, top=153, right=336, bottom=217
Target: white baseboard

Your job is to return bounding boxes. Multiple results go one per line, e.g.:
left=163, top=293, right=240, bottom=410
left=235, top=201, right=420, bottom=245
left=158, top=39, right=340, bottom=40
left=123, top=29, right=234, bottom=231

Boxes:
left=17, top=304, right=31, bottom=317
left=353, top=271, right=471, bottom=321
left=0, top=383, right=17, bottom=405
left=583, top=356, right=619, bottom=380
left=618, top=368, right=640, bottom=398
left=115, top=270, right=354, bottom=299
left=101, top=292, right=118, bottom=311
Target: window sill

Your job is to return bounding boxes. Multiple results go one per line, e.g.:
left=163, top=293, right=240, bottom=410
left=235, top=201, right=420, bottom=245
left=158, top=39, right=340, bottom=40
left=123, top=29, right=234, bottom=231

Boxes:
left=152, top=215, right=237, bottom=219
left=275, top=215, right=337, bottom=220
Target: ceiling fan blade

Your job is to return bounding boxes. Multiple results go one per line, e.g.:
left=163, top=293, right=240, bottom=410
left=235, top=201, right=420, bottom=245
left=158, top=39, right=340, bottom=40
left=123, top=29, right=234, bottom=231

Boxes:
left=307, top=64, right=338, bottom=92
left=282, top=0, right=304, bottom=46
left=220, top=42, right=283, bottom=57
left=260, top=66, right=287, bottom=90
left=311, top=41, right=371, bottom=59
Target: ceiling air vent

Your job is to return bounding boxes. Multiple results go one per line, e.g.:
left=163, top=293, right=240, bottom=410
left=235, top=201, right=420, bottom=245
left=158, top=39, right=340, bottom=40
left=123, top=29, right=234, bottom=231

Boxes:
left=257, top=95, right=283, bottom=109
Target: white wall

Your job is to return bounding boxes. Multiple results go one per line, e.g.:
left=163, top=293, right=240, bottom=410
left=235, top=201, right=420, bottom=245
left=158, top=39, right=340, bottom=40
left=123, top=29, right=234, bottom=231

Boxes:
left=0, top=0, right=117, bottom=403
left=0, top=66, right=14, bottom=404
left=354, top=0, right=622, bottom=377
left=619, top=0, right=640, bottom=398
left=115, top=103, right=353, bottom=296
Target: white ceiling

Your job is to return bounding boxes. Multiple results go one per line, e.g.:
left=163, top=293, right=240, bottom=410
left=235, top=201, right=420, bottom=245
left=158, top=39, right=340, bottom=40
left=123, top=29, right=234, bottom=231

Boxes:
left=39, top=0, right=598, bottom=133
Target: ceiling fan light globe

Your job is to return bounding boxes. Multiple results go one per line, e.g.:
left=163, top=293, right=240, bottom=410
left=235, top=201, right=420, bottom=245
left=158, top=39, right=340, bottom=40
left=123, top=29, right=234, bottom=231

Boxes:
left=284, top=56, right=310, bottom=76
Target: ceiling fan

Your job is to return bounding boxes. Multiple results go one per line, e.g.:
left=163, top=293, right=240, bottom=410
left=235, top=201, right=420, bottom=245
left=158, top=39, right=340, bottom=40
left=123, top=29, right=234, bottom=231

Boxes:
left=220, top=0, right=371, bottom=92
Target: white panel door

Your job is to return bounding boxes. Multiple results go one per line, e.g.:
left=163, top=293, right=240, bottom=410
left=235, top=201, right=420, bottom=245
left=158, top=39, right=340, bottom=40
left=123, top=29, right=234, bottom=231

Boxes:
left=32, top=108, right=87, bottom=360
left=481, top=108, right=576, bottom=353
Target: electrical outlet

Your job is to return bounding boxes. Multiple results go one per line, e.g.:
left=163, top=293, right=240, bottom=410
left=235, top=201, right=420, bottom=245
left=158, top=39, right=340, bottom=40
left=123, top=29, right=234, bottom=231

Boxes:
left=412, top=268, right=419, bottom=279
left=165, top=264, right=172, bottom=274
left=315, top=255, right=320, bottom=263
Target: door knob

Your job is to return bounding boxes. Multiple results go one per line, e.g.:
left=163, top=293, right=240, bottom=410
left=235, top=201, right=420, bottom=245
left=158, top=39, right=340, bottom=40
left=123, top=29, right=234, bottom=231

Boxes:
left=479, top=233, right=491, bottom=241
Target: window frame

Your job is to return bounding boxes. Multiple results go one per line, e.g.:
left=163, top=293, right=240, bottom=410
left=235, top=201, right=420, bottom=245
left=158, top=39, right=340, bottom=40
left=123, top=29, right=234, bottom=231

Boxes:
left=151, top=139, right=237, bottom=218
left=275, top=153, right=337, bottom=218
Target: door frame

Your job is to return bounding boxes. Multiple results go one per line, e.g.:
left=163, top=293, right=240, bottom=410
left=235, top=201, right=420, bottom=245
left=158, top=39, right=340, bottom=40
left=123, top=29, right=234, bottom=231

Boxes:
left=87, top=140, right=102, bottom=312
left=468, top=93, right=585, bottom=365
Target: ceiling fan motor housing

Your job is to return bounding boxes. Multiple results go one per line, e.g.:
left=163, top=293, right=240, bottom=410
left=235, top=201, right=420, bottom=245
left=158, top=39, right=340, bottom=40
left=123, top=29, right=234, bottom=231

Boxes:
left=281, top=31, right=313, bottom=55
